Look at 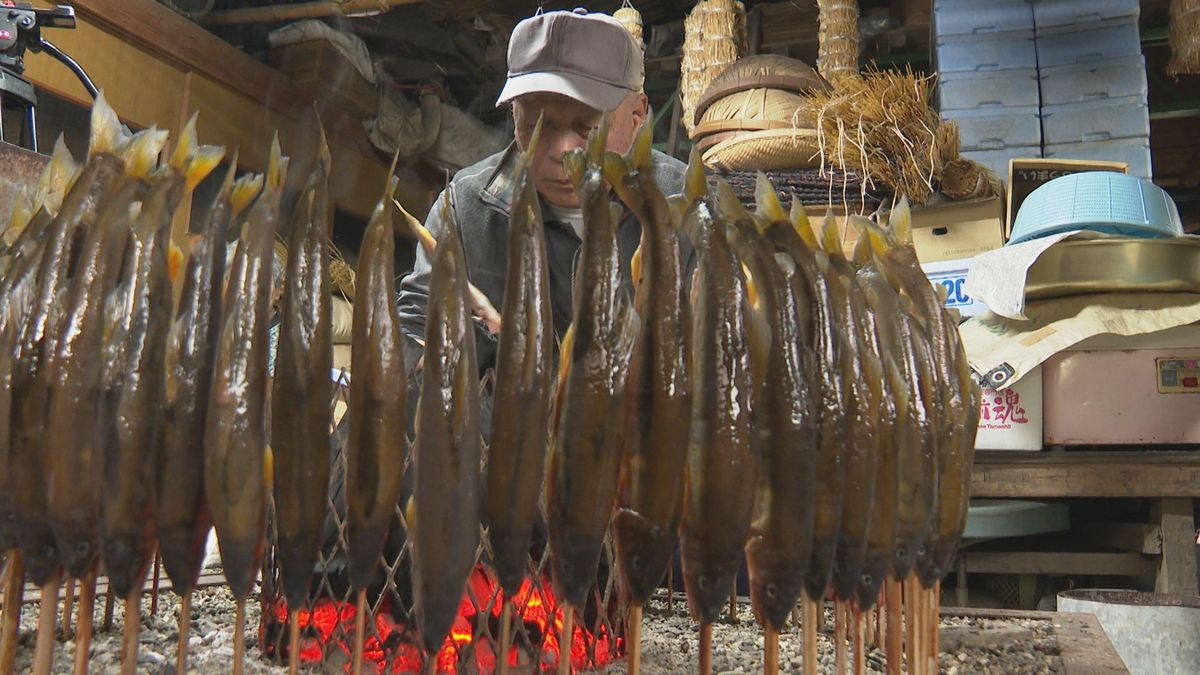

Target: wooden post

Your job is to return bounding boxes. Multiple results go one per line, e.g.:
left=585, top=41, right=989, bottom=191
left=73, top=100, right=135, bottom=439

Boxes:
left=1155, top=498, right=1199, bottom=595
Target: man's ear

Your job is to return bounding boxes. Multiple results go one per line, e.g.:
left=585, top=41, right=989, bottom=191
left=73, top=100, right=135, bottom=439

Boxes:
left=631, top=92, right=649, bottom=127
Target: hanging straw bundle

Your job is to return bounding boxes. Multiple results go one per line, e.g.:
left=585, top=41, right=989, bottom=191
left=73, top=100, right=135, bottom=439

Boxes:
left=802, top=68, right=959, bottom=205
left=940, top=158, right=1002, bottom=201
left=1168, top=0, right=1200, bottom=75
left=681, top=0, right=748, bottom=136
left=818, top=0, right=860, bottom=83
left=615, top=1, right=645, bottom=52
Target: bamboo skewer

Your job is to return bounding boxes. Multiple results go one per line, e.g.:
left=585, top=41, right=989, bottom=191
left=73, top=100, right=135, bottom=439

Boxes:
left=120, top=593, right=140, bottom=675
left=666, top=566, right=674, bottom=613
left=558, top=604, right=575, bottom=675
left=834, top=602, right=846, bottom=675
left=932, top=581, right=942, bottom=673
left=233, top=596, right=246, bottom=675
left=885, top=579, right=902, bottom=675
left=0, top=551, right=24, bottom=674
left=864, top=603, right=875, bottom=650
left=764, top=625, right=780, bottom=675
left=627, top=602, right=643, bottom=675
left=103, top=587, right=115, bottom=632
left=73, top=568, right=97, bottom=675
left=802, top=595, right=818, bottom=675
left=33, top=577, right=61, bottom=675
left=61, top=577, right=76, bottom=638
left=904, top=576, right=916, bottom=675
left=853, top=608, right=865, bottom=675
left=728, top=586, right=738, bottom=623
left=352, top=588, right=367, bottom=675
left=698, top=622, right=713, bottom=675
left=498, top=599, right=513, bottom=675
left=149, top=553, right=161, bottom=618
left=176, top=591, right=191, bottom=675
left=288, top=609, right=301, bottom=675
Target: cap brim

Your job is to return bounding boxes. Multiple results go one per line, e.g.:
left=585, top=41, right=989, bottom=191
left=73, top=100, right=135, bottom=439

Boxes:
left=496, top=71, right=630, bottom=112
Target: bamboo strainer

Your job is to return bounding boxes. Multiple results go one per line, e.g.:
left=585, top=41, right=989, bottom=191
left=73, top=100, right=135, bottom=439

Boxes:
left=702, top=128, right=822, bottom=172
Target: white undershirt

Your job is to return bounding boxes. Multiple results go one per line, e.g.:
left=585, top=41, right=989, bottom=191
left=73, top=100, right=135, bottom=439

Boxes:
left=544, top=202, right=586, bottom=240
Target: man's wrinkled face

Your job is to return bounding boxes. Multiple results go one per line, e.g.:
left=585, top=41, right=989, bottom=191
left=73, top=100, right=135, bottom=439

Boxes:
left=512, top=92, right=647, bottom=208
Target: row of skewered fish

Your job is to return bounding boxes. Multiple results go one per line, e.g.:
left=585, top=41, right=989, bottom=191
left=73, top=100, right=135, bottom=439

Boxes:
left=0, top=93, right=979, bottom=672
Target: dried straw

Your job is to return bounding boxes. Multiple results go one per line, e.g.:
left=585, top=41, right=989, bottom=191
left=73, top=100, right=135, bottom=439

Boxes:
left=615, top=2, right=644, bottom=51
left=681, top=0, right=748, bottom=136
left=1168, top=0, right=1200, bottom=75
left=802, top=68, right=958, bottom=205
left=940, top=158, right=1001, bottom=201
left=818, top=0, right=860, bottom=83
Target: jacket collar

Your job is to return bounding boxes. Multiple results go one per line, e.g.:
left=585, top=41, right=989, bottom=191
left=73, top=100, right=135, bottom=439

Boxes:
left=479, top=142, right=520, bottom=217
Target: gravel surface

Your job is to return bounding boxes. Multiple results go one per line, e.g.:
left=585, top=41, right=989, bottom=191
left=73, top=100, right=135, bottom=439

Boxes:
left=9, top=584, right=1064, bottom=674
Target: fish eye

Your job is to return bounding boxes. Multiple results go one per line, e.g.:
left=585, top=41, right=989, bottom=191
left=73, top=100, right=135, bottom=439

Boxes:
left=766, top=583, right=778, bottom=598
left=833, top=561, right=843, bottom=573
left=697, top=576, right=709, bottom=591
left=917, top=545, right=927, bottom=556
left=75, top=542, right=89, bottom=555
left=861, top=574, right=873, bottom=587
left=895, top=547, right=907, bottom=559
left=631, top=555, right=641, bottom=570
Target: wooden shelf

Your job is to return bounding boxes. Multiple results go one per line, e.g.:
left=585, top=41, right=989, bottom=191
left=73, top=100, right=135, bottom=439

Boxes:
left=972, top=450, right=1200, bottom=499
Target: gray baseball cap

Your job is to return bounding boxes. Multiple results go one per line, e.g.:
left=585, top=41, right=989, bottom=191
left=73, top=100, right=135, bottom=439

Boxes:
left=496, top=8, right=644, bottom=112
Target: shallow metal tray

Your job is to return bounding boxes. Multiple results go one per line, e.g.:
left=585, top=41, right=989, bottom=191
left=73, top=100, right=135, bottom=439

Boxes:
left=1025, top=237, right=1200, bottom=300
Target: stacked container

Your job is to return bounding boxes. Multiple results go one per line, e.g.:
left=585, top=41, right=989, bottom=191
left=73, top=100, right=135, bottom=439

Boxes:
left=933, top=0, right=1151, bottom=179
left=933, top=0, right=1041, bottom=177
left=1035, top=0, right=1151, bottom=178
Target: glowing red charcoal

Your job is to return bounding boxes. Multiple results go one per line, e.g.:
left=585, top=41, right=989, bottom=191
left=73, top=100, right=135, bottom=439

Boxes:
left=260, top=563, right=622, bottom=673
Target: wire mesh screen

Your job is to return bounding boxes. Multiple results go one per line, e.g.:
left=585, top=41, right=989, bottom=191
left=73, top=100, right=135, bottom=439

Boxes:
left=257, top=370, right=627, bottom=673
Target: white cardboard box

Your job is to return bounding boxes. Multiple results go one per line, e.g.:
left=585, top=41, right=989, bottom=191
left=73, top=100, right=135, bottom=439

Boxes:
left=974, top=365, right=1043, bottom=451
left=922, top=258, right=987, bottom=318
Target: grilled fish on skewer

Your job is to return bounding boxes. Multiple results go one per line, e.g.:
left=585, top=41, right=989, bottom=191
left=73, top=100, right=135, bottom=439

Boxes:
left=206, top=137, right=286, bottom=600
left=545, top=122, right=637, bottom=609
left=484, top=119, right=554, bottom=598
left=345, top=175, right=408, bottom=593
left=159, top=160, right=261, bottom=595
left=412, top=191, right=481, bottom=655
left=604, top=129, right=693, bottom=607
left=272, top=126, right=333, bottom=609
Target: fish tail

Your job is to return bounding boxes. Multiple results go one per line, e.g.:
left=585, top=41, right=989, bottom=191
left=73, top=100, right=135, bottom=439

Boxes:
left=790, top=196, right=819, bottom=248
left=849, top=216, right=875, bottom=265
left=315, top=112, right=332, bottom=178
left=816, top=210, right=842, bottom=257
left=601, top=150, right=629, bottom=195
left=754, top=172, right=787, bottom=224
left=34, top=135, right=78, bottom=210
left=217, top=150, right=240, bottom=196
left=563, top=149, right=585, bottom=189
left=888, top=196, right=912, bottom=245
left=266, top=133, right=288, bottom=191
left=122, top=126, right=170, bottom=180
left=713, top=177, right=746, bottom=222
left=230, top=172, right=264, bottom=218
left=630, top=238, right=644, bottom=292
left=88, top=91, right=125, bottom=159
left=168, top=241, right=185, bottom=284
left=170, top=113, right=226, bottom=191
left=7, top=188, right=32, bottom=235
left=522, top=113, right=544, bottom=168
left=629, top=120, right=653, bottom=169
left=587, top=116, right=609, bottom=166
left=684, top=146, right=706, bottom=204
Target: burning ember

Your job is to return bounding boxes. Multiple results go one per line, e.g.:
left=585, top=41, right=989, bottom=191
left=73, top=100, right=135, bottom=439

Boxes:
left=261, top=563, right=624, bottom=673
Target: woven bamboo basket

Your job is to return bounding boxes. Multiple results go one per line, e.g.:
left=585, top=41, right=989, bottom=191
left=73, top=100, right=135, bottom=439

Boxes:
left=702, top=128, right=822, bottom=172
left=818, top=0, right=860, bottom=83
left=1168, top=0, right=1200, bottom=75
left=693, top=54, right=828, bottom=124
left=694, top=88, right=815, bottom=138
left=680, top=0, right=747, bottom=136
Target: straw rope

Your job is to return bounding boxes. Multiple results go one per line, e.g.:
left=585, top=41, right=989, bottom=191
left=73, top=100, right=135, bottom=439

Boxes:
left=818, top=0, right=860, bottom=83
left=615, top=2, right=644, bottom=51
left=681, top=0, right=748, bottom=136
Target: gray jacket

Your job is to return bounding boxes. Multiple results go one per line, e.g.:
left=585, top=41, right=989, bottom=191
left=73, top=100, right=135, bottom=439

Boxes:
left=397, top=142, right=691, bottom=379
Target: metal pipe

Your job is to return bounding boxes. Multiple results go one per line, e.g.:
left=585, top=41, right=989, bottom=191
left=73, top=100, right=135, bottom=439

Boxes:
left=201, top=0, right=424, bottom=26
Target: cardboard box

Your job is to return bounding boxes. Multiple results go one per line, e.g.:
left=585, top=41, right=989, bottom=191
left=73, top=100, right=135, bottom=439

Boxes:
left=1005, top=157, right=1128, bottom=238
left=921, top=258, right=987, bottom=318
left=910, top=196, right=1005, bottom=263
left=975, top=365, right=1043, bottom=451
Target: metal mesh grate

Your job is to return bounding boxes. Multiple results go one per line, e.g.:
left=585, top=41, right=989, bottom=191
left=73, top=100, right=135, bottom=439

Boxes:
left=257, top=370, right=626, bottom=673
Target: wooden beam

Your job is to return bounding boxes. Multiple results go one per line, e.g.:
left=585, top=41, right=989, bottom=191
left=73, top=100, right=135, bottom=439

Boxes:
left=972, top=451, right=1200, bottom=499
left=1077, top=523, right=1163, bottom=555
left=202, top=0, right=425, bottom=26
left=961, top=551, right=1158, bottom=577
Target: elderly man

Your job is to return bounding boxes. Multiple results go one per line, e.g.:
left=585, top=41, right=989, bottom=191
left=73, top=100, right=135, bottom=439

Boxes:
left=397, top=8, right=690, bottom=378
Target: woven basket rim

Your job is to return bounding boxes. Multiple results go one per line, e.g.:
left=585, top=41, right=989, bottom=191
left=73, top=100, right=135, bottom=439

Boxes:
left=702, top=128, right=822, bottom=171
